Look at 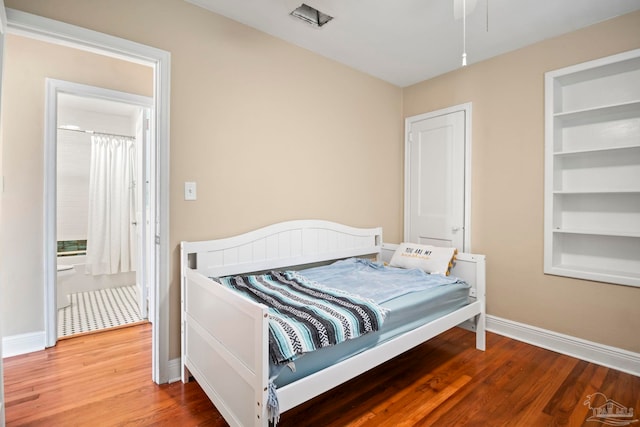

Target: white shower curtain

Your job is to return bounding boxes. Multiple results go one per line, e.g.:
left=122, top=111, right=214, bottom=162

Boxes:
left=85, top=135, right=137, bottom=275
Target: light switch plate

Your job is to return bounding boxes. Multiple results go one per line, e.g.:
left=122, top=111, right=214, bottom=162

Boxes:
left=184, top=181, right=197, bottom=201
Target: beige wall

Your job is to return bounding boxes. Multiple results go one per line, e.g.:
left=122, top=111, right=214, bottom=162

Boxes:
left=403, top=11, right=640, bottom=353
left=3, top=0, right=638, bottom=361
left=0, top=34, right=153, bottom=336
left=1, top=0, right=404, bottom=358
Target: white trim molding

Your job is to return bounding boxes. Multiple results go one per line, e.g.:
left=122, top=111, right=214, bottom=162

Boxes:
left=167, top=357, right=182, bottom=384
left=2, top=332, right=46, bottom=358
left=487, top=315, right=640, bottom=377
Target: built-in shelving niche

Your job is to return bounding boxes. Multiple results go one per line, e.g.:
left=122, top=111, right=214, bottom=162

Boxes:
left=544, top=49, right=640, bottom=287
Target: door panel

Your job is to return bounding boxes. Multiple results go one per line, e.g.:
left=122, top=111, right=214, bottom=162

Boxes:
left=407, top=109, right=465, bottom=250
left=135, top=109, right=149, bottom=319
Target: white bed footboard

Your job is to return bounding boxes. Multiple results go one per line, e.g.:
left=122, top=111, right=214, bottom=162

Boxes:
left=182, top=268, right=269, bottom=426
left=181, top=220, right=486, bottom=427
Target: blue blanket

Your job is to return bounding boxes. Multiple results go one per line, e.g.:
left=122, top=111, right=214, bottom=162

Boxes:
left=219, top=270, right=387, bottom=366
left=301, top=258, right=464, bottom=303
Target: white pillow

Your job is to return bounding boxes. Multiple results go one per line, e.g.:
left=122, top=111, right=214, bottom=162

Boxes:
left=389, top=242, right=457, bottom=275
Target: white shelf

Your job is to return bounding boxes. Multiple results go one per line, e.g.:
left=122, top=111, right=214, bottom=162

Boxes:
left=548, top=264, right=640, bottom=287
left=553, top=100, right=640, bottom=124
left=553, top=190, right=640, bottom=195
left=553, top=144, right=640, bottom=157
left=554, top=54, right=640, bottom=86
left=552, top=229, right=640, bottom=238
left=544, top=48, right=640, bottom=288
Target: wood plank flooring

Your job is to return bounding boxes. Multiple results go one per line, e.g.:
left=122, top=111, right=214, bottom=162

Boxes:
left=4, top=323, right=639, bottom=426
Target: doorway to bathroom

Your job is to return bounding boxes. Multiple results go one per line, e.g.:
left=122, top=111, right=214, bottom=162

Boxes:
left=6, top=7, right=171, bottom=384
left=47, top=80, right=154, bottom=341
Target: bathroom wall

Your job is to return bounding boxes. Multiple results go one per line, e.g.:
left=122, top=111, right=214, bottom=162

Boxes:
left=56, top=127, right=90, bottom=243
left=56, top=101, right=138, bottom=244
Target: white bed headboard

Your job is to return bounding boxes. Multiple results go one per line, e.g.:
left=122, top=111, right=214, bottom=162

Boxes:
left=181, top=220, right=383, bottom=278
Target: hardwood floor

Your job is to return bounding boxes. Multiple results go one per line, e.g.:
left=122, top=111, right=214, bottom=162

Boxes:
left=4, top=323, right=639, bottom=426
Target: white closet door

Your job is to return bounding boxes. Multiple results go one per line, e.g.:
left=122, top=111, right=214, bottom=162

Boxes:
left=406, top=109, right=466, bottom=250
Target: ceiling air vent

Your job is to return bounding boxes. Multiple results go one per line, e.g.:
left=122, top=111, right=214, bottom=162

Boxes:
left=290, top=4, right=333, bottom=28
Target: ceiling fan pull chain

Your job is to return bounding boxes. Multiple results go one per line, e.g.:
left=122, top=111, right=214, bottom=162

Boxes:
left=462, top=0, right=467, bottom=66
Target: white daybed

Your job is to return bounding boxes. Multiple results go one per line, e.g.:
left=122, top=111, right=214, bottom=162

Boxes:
left=180, top=220, right=486, bottom=427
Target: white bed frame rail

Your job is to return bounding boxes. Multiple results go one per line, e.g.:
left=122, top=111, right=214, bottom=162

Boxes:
left=181, top=220, right=485, bottom=427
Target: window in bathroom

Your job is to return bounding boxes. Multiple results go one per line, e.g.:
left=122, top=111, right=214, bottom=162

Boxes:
left=57, top=239, right=87, bottom=256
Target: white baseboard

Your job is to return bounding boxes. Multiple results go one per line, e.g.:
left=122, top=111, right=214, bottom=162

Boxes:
left=2, top=331, right=46, bottom=358
left=167, top=357, right=182, bottom=383
left=486, top=315, right=640, bottom=377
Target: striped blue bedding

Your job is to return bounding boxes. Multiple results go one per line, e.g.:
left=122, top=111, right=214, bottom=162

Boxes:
left=219, top=269, right=387, bottom=365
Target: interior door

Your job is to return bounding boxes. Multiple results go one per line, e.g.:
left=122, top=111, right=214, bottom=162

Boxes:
left=135, top=108, right=151, bottom=319
left=406, top=107, right=467, bottom=251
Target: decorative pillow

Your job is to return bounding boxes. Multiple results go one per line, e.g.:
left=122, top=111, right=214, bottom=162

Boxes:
left=389, top=242, right=457, bottom=275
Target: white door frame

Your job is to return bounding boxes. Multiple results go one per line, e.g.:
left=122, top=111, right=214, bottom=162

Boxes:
left=404, top=102, right=472, bottom=253
left=44, top=78, right=153, bottom=340
left=0, top=2, right=7, bottom=425
left=6, top=8, right=171, bottom=384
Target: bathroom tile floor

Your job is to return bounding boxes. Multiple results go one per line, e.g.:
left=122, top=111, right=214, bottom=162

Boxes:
left=57, top=285, right=145, bottom=338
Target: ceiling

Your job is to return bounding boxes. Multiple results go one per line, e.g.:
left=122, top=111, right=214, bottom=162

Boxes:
left=186, top=0, right=640, bottom=87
